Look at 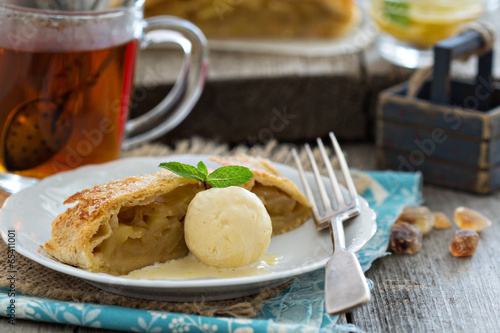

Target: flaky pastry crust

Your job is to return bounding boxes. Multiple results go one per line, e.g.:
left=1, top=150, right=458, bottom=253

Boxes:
left=43, top=171, right=203, bottom=274
left=144, top=0, right=360, bottom=39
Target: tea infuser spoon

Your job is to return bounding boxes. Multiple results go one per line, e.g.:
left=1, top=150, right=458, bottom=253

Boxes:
left=2, top=50, right=117, bottom=172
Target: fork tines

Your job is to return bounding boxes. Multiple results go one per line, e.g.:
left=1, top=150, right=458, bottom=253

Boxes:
left=292, top=132, right=359, bottom=229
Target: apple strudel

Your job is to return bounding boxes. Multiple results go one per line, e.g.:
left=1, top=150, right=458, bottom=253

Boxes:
left=144, top=0, right=360, bottom=39
left=43, top=171, right=204, bottom=275
left=43, top=155, right=311, bottom=275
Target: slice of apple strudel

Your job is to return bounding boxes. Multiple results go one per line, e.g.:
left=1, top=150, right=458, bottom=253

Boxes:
left=43, top=155, right=311, bottom=275
left=43, top=172, right=204, bottom=275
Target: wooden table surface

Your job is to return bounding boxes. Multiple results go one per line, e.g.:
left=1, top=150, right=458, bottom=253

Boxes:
left=2, top=143, right=499, bottom=332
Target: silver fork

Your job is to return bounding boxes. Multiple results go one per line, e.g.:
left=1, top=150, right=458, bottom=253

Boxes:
left=292, top=132, right=370, bottom=315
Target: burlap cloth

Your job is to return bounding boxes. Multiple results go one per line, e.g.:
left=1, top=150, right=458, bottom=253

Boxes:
left=0, top=138, right=371, bottom=318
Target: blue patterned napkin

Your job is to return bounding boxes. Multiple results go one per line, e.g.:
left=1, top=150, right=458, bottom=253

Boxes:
left=0, top=171, right=422, bottom=332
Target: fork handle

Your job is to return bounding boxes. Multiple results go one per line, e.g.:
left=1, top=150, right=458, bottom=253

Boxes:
left=330, top=216, right=346, bottom=251
left=325, top=216, right=370, bottom=315
left=324, top=249, right=371, bottom=315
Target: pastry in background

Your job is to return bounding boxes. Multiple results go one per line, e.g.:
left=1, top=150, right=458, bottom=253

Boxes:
left=144, top=0, right=360, bottom=39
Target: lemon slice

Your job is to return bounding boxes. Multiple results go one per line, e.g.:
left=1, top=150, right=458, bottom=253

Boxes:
left=372, top=0, right=485, bottom=48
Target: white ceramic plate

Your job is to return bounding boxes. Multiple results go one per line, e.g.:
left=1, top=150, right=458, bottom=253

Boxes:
left=0, top=154, right=376, bottom=301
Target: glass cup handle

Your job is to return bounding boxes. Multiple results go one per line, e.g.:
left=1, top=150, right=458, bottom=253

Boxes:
left=121, top=16, right=208, bottom=150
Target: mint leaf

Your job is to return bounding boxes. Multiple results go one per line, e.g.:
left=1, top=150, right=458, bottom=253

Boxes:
left=159, top=162, right=206, bottom=182
left=383, top=0, right=409, bottom=27
left=197, top=161, right=208, bottom=177
left=206, top=166, right=253, bottom=188
left=159, top=160, right=253, bottom=188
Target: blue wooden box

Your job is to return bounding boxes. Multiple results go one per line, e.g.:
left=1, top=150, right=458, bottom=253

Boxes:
left=376, top=30, right=500, bottom=194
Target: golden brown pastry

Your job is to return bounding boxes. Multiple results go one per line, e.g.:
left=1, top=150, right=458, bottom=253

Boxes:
left=211, top=154, right=311, bottom=235
left=43, top=171, right=204, bottom=275
left=144, top=0, right=360, bottom=39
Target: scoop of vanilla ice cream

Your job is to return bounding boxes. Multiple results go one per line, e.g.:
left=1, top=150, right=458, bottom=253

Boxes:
left=184, top=186, right=273, bottom=268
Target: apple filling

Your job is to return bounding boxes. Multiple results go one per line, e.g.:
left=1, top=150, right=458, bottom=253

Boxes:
left=90, top=184, right=202, bottom=275
left=252, top=183, right=311, bottom=235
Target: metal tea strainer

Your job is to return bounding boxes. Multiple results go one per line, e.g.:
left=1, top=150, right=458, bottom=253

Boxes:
left=2, top=50, right=117, bottom=171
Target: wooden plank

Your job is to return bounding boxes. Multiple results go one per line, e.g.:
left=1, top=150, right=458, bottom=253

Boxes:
left=349, top=146, right=500, bottom=333
left=431, top=30, right=487, bottom=105
left=378, top=92, right=493, bottom=140
left=136, top=49, right=363, bottom=85
left=377, top=147, right=499, bottom=193
left=136, top=76, right=374, bottom=144
left=378, top=121, right=488, bottom=169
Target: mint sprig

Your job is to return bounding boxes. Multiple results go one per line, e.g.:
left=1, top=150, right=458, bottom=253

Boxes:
left=159, top=161, right=253, bottom=188
left=383, top=0, right=410, bottom=27
left=197, top=161, right=208, bottom=177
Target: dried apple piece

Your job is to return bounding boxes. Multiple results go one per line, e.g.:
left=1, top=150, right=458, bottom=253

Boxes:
left=454, top=207, right=492, bottom=232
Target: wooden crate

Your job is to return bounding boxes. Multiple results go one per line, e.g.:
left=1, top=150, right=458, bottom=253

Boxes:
left=376, top=30, right=500, bottom=193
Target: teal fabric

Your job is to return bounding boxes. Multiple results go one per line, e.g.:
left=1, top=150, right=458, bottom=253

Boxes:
left=0, top=171, right=422, bottom=332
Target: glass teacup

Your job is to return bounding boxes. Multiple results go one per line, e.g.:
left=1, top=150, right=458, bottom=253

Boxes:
left=370, top=0, right=489, bottom=68
left=0, top=0, right=208, bottom=192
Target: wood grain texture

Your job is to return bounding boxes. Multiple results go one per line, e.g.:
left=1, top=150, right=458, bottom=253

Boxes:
left=349, top=148, right=500, bottom=333
left=376, top=82, right=500, bottom=193
left=136, top=75, right=376, bottom=144
left=136, top=49, right=364, bottom=84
